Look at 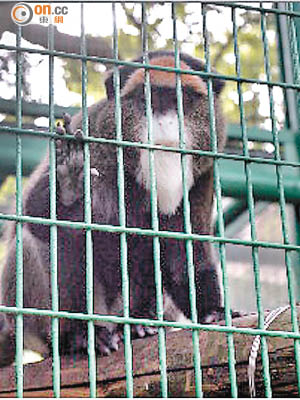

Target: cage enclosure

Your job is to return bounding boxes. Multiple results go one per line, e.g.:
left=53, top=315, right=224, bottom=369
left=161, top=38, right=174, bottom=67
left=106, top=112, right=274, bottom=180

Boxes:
left=0, top=2, right=299, bottom=398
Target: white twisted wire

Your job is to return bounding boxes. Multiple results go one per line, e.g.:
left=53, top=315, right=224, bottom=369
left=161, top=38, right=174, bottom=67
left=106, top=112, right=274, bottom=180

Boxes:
left=248, top=305, right=290, bottom=397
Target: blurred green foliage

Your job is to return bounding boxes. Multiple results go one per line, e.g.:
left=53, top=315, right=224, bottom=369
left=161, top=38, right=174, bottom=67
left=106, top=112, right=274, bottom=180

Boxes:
left=0, top=176, right=17, bottom=208
left=0, top=177, right=28, bottom=255
left=0, top=177, right=16, bottom=260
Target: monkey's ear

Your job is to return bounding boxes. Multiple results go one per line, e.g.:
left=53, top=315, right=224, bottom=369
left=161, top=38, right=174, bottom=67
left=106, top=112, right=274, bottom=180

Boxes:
left=104, top=68, right=116, bottom=99
left=175, top=52, right=225, bottom=96
left=104, top=65, right=137, bottom=100
left=211, top=78, right=225, bottom=95
left=104, top=53, right=150, bottom=99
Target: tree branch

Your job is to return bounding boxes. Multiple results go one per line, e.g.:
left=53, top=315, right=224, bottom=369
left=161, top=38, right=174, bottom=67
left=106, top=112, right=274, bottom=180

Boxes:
left=0, top=2, right=113, bottom=61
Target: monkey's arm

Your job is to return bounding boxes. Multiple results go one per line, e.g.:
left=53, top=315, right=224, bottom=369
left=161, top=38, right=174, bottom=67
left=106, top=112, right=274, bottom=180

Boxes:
left=161, top=170, right=223, bottom=322
left=56, top=101, right=109, bottom=209
left=55, top=114, right=86, bottom=207
left=190, top=170, right=223, bottom=320
left=24, top=116, right=87, bottom=240
left=189, top=171, right=241, bottom=322
left=189, top=100, right=226, bottom=178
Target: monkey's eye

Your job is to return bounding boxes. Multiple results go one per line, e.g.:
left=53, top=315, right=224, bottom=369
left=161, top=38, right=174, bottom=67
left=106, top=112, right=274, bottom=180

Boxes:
left=183, top=87, right=202, bottom=110
left=124, top=85, right=145, bottom=110
left=151, top=87, right=178, bottom=114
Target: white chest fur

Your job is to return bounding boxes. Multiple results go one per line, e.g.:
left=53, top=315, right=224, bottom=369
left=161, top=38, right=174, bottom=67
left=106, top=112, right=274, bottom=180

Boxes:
left=136, top=112, right=194, bottom=215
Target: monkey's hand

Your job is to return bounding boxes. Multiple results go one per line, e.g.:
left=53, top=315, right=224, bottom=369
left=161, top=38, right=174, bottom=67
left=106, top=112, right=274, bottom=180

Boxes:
left=55, top=113, right=99, bottom=207
left=130, top=310, right=158, bottom=339
left=56, top=112, right=84, bottom=164
left=133, top=324, right=158, bottom=338
left=201, top=307, right=242, bottom=324
left=77, top=326, right=122, bottom=356
left=95, top=327, right=123, bottom=356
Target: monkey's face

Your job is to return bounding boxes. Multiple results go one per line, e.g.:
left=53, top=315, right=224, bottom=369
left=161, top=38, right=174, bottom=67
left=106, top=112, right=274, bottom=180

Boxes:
left=119, top=56, right=222, bottom=159
left=130, top=85, right=203, bottom=146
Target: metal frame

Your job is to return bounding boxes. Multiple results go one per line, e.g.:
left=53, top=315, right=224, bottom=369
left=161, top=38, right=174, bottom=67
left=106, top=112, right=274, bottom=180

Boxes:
left=0, top=2, right=299, bottom=397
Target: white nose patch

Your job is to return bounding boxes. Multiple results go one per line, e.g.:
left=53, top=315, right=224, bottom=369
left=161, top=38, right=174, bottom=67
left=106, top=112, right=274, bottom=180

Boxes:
left=136, top=112, right=194, bottom=215
left=152, top=113, right=180, bottom=146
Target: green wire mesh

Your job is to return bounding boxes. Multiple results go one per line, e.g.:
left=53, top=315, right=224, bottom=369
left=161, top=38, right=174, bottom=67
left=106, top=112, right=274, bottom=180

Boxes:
left=0, top=1, right=299, bottom=398
left=15, top=24, right=24, bottom=399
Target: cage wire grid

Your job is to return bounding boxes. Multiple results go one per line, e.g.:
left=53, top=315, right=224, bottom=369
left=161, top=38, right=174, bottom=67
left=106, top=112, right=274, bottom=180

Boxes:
left=0, top=1, right=299, bottom=398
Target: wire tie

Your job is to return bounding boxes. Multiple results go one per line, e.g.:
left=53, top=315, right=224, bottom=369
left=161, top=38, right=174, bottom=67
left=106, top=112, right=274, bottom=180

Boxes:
left=248, top=304, right=290, bottom=397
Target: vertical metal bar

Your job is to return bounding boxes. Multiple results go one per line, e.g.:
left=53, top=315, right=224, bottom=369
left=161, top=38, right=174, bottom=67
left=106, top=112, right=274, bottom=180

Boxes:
left=290, top=2, right=300, bottom=69
left=81, top=4, right=97, bottom=397
left=202, top=4, right=238, bottom=398
left=277, top=3, right=299, bottom=132
left=15, top=24, right=23, bottom=399
left=261, top=5, right=300, bottom=396
left=282, top=3, right=300, bottom=394
left=111, top=4, right=134, bottom=397
left=171, top=4, right=203, bottom=397
left=141, top=4, right=168, bottom=397
left=288, top=1, right=300, bottom=301
left=232, top=7, right=272, bottom=397
left=296, top=205, right=300, bottom=281
left=48, top=22, right=61, bottom=398
left=277, top=3, right=300, bottom=302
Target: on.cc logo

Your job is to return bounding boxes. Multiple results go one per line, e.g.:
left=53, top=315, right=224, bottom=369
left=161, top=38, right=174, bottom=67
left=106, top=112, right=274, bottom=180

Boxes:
left=11, top=3, right=33, bottom=26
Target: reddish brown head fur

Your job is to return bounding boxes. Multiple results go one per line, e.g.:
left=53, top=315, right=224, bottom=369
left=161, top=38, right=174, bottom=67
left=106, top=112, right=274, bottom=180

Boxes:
left=121, top=56, right=208, bottom=97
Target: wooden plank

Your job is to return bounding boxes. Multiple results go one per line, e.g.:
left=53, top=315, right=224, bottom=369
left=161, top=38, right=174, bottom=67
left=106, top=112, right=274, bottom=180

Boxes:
left=0, top=306, right=299, bottom=397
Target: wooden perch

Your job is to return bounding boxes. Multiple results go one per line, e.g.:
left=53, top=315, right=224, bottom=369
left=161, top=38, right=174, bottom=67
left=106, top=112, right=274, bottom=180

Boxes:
left=0, top=306, right=299, bottom=397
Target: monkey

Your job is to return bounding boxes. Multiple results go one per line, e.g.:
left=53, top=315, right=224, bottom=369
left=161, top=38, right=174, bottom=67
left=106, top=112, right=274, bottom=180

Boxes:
left=0, top=51, right=231, bottom=367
